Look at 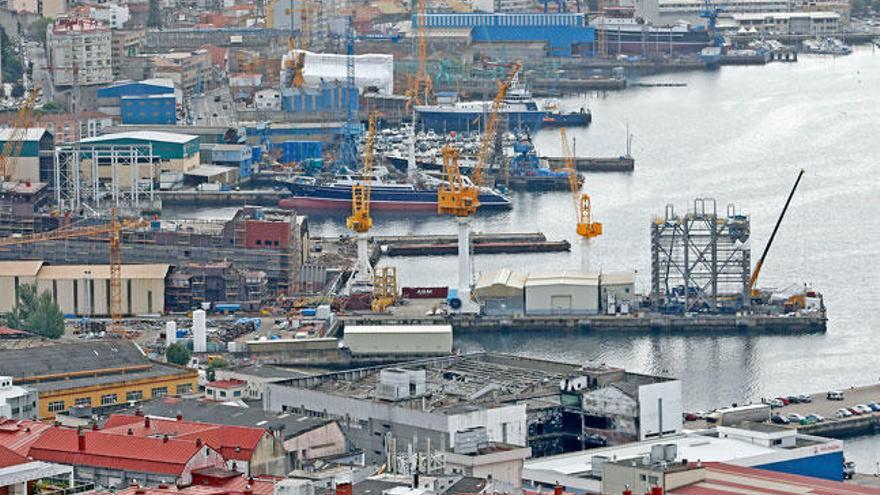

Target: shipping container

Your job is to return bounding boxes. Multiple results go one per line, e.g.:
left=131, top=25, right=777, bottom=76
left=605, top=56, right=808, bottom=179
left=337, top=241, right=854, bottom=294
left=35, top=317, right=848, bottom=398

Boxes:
left=402, top=287, right=449, bottom=299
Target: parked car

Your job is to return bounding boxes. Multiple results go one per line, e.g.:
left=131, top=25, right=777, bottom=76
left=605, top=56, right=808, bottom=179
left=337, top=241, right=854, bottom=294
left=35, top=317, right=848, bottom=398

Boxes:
left=769, top=398, right=785, bottom=408
left=786, top=395, right=801, bottom=404
left=799, top=416, right=817, bottom=426
left=836, top=408, right=853, bottom=418
left=771, top=414, right=791, bottom=425
left=827, top=390, right=845, bottom=401
left=854, top=404, right=873, bottom=414
left=848, top=407, right=863, bottom=416
left=796, top=394, right=812, bottom=403
left=844, top=460, right=856, bottom=480
left=683, top=412, right=699, bottom=421
left=786, top=413, right=805, bottom=423
left=868, top=402, right=880, bottom=412
left=776, top=397, right=791, bottom=405
left=806, top=413, right=825, bottom=423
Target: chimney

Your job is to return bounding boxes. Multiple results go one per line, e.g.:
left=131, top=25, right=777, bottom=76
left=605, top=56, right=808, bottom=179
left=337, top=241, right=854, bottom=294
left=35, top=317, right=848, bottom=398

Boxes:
left=145, top=416, right=151, bottom=428
left=91, top=422, right=99, bottom=431
left=176, top=414, right=183, bottom=421
left=196, top=438, right=203, bottom=447
left=336, top=483, right=353, bottom=495
left=554, top=485, right=563, bottom=495
left=78, top=429, right=86, bottom=451
left=243, top=485, right=253, bottom=495
left=163, top=435, right=169, bottom=443
left=650, top=488, right=663, bottom=495
left=127, top=428, right=134, bottom=436
left=622, top=488, right=632, bottom=495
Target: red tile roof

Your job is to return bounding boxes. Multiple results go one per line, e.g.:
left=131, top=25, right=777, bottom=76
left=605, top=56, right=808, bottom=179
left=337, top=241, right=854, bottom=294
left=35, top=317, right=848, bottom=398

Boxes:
left=102, top=414, right=267, bottom=461
left=92, top=472, right=278, bottom=495
left=669, top=462, right=880, bottom=495
left=28, top=427, right=206, bottom=475
left=0, top=418, right=53, bottom=456
left=0, top=446, right=26, bottom=468
left=206, top=380, right=246, bottom=390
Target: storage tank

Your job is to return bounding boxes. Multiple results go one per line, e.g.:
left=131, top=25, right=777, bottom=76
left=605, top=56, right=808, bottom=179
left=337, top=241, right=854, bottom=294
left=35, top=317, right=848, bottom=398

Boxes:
left=192, top=310, right=207, bottom=353
left=165, top=320, right=177, bottom=346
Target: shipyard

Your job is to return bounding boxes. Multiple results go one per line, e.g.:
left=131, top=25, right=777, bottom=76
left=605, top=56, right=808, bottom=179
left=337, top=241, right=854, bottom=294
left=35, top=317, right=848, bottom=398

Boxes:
left=0, top=0, right=878, bottom=493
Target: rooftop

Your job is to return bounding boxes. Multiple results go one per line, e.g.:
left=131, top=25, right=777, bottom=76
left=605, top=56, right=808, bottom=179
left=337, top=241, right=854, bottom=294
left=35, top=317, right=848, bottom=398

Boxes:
left=344, top=325, right=452, bottom=335
left=27, top=362, right=193, bottom=393
left=526, top=271, right=599, bottom=287
left=36, top=264, right=170, bottom=280
left=82, top=131, right=198, bottom=144
left=112, top=397, right=328, bottom=439
left=206, top=379, right=247, bottom=389
left=0, top=260, right=44, bottom=277
left=0, top=128, right=49, bottom=142
left=276, top=353, right=590, bottom=415
left=669, top=462, right=880, bottom=494
left=0, top=341, right=147, bottom=382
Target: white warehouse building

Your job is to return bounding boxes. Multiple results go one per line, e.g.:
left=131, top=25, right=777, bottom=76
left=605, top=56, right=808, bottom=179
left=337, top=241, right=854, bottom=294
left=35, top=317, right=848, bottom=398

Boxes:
left=343, top=325, right=453, bottom=356
left=525, top=271, right=600, bottom=315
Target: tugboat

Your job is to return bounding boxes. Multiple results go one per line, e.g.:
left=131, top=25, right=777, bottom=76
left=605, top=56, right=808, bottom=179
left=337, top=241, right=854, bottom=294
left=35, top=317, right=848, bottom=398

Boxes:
left=541, top=100, right=592, bottom=128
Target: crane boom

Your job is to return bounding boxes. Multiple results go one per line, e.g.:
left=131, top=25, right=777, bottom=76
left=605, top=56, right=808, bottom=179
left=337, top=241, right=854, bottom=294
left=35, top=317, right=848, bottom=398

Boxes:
left=749, top=169, right=804, bottom=296
left=346, top=112, right=376, bottom=234
left=472, top=62, right=521, bottom=188
left=0, top=90, right=39, bottom=181
left=560, top=128, right=602, bottom=239
left=438, top=145, right=479, bottom=217
left=406, top=0, right=433, bottom=108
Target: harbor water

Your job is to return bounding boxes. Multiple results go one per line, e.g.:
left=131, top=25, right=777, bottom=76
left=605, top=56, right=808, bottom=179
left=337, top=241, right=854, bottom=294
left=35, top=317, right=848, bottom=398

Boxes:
left=166, top=47, right=880, bottom=464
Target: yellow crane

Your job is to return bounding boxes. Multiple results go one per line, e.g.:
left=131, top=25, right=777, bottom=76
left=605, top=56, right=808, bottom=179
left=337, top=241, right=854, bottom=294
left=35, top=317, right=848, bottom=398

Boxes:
left=438, top=145, right=479, bottom=311
left=472, top=62, right=522, bottom=188
left=291, top=4, right=310, bottom=88
left=0, top=209, right=148, bottom=336
left=560, top=128, right=602, bottom=240
left=406, top=0, right=432, bottom=108
left=596, top=0, right=607, bottom=58
left=346, top=112, right=377, bottom=291
left=0, top=90, right=39, bottom=181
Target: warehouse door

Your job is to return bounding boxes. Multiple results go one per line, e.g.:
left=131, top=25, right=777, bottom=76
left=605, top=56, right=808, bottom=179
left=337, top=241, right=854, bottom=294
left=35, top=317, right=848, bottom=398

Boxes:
left=551, top=295, right=572, bottom=313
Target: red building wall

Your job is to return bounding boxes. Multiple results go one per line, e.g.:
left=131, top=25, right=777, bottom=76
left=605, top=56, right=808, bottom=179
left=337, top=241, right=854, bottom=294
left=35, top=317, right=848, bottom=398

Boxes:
left=243, top=221, right=290, bottom=250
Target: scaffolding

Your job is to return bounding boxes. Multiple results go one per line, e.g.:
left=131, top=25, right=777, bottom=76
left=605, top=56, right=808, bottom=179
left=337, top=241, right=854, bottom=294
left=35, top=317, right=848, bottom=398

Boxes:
left=54, top=144, right=157, bottom=214
left=651, top=198, right=751, bottom=313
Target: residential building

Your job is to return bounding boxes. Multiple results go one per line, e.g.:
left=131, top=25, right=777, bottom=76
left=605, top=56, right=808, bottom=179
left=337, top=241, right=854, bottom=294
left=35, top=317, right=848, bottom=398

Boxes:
left=111, top=30, right=146, bottom=78
left=0, top=261, right=169, bottom=316
left=0, top=340, right=198, bottom=419
left=47, top=16, right=113, bottom=87
left=0, top=111, right=113, bottom=144
left=87, top=3, right=130, bottom=28
left=28, top=426, right=227, bottom=487
left=101, top=413, right=288, bottom=476
left=0, top=418, right=53, bottom=463
left=113, top=397, right=347, bottom=470
left=0, top=376, right=37, bottom=420
left=149, top=50, right=213, bottom=95
left=204, top=380, right=247, bottom=402
left=523, top=423, right=847, bottom=493
left=8, top=0, right=68, bottom=17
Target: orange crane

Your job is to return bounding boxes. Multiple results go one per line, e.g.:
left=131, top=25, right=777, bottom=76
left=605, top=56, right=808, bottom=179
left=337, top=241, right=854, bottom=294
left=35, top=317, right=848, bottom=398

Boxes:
left=560, top=128, right=602, bottom=240
left=596, top=0, right=607, bottom=58
left=0, top=90, right=39, bottom=181
left=0, top=209, right=148, bottom=335
left=346, top=112, right=377, bottom=291
left=472, top=62, right=522, bottom=188
left=406, top=0, right=432, bottom=108
left=291, top=4, right=310, bottom=88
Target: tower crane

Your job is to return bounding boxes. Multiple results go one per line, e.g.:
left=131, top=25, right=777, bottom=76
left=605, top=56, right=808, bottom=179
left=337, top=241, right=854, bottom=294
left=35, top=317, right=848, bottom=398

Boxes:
left=0, top=89, right=39, bottom=181
left=437, top=145, right=479, bottom=312
left=405, top=0, right=433, bottom=182
left=472, top=62, right=521, bottom=188
left=346, top=112, right=377, bottom=292
left=0, top=209, right=148, bottom=336
left=560, top=128, right=602, bottom=270
left=291, top=4, right=310, bottom=88
left=337, top=15, right=359, bottom=171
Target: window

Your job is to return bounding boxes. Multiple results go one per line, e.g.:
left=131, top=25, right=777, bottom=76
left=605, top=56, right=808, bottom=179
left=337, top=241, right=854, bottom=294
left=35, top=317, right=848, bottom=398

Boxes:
left=126, top=390, right=143, bottom=402
left=75, top=397, right=92, bottom=407
left=219, top=390, right=227, bottom=398
left=48, top=401, right=66, bottom=412
left=101, top=394, right=118, bottom=405
left=177, top=383, right=193, bottom=395
left=152, top=387, right=168, bottom=397
left=233, top=391, right=241, bottom=397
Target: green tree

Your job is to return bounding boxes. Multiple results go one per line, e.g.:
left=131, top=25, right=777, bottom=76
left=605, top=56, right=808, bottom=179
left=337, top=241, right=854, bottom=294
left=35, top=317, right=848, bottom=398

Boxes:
left=0, top=27, right=23, bottom=83
left=166, top=342, right=191, bottom=366
left=206, top=357, right=228, bottom=381
left=34, top=17, right=53, bottom=45
left=7, top=284, right=64, bottom=339
left=38, top=100, right=64, bottom=113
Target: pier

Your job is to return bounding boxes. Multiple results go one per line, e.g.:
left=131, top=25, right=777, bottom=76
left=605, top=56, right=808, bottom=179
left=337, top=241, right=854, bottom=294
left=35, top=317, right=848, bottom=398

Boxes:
left=157, top=189, right=291, bottom=207
left=544, top=156, right=635, bottom=172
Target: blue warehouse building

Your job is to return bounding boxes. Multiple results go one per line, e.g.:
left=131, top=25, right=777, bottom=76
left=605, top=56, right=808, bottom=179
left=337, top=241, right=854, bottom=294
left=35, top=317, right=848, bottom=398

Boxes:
left=416, top=13, right=596, bottom=57
left=281, top=83, right=359, bottom=114
left=121, top=94, right=177, bottom=125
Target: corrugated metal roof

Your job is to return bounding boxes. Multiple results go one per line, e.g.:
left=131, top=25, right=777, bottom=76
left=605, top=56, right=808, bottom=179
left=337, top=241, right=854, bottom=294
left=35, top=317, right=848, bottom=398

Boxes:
left=0, top=128, right=49, bottom=142
left=0, top=341, right=147, bottom=380
left=0, top=261, right=44, bottom=277
left=475, top=269, right=527, bottom=290
left=601, top=272, right=635, bottom=285
left=185, top=165, right=236, bottom=178
left=344, top=325, right=452, bottom=335
left=82, top=131, right=197, bottom=144
left=0, top=419, right=53, bottom=457
left=37, top=264, right=170, bottom=280
left=526, top=271, right=599, bottom=287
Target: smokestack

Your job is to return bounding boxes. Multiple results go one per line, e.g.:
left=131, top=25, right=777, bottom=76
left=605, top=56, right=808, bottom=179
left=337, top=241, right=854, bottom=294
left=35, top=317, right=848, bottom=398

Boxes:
left=336, top=483, right=353, bottom=495
left=166, top=320, right=178, bottom=346
left=193, top=310, right=207, bottom=353
left=77, top=429, right=86, bottom=451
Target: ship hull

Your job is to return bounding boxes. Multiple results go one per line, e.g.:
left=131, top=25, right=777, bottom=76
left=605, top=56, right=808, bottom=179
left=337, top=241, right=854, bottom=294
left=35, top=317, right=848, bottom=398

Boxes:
left=543, top=112, right=592, bottom=127
left=279, top=182, right=511, bottom=212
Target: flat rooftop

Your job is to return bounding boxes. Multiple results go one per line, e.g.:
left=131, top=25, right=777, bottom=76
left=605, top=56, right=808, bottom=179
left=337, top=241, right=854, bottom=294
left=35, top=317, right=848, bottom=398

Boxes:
left=277, top=353, right=667, bottom=415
